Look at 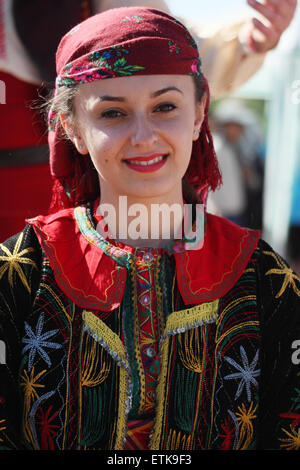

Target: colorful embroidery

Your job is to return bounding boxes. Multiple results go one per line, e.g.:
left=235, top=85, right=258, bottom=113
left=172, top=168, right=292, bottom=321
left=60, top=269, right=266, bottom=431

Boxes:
left=0, top=232, right=37, bottom=292
left=235, top=402, right=257, bottom=450
left=223, top=346, right=260, bottom=402
left=20, top=367, right=46, bottom=446
left=279, top=425, right=300, bottom=450
left=127, top=249, right=165, bottom=417
left=185, top=33, right=198, bottom=50
left=279, top=412, right=300, bottom=428
left=57, top=46, right=146, bottom=87
left=82, top=310, right=129, bottom=371
left=1, top=220, right=300, bottom=450
left=67, top=25, right=81, bottom=36
left=163, top=300, right=219, bottom=338
left=190, top=57, right=202, bottom=76
left=291, top=388, right=300, bottom=411
left=22, top=313, right=62, bottom=372
left=264, top=250, right=300, bottom=298
left=124, top=419, right=153, bottom=450
left=36, top=405, right=60, bottom=450
left=0, top=419, right=6, bottom=442
left=168, top=41, right=180, bottom=54
left=122, top=15, right=144, bottom=23
left=75, top=205, right=132, bottom=268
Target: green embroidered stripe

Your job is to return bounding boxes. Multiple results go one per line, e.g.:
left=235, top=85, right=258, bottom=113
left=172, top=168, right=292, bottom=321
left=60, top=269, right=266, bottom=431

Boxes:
left=150, top=335, right=173, bottom=450
left=82, top=310, right=130, bottom=449
left=123, top=268, right=141, bottom=419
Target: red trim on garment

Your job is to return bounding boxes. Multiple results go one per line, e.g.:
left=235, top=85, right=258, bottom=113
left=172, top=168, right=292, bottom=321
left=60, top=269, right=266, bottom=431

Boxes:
left=27, top=208, right=127, bottom=310
left=175, top=213, right=260, bottom=303
left=26, top=207, right=260, bottom=309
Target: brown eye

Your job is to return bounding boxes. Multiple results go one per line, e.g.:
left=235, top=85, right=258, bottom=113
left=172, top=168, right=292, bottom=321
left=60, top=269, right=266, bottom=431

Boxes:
left=101, top=109, right=125, bottom=119
left=155, top=103, right=177, bottom=113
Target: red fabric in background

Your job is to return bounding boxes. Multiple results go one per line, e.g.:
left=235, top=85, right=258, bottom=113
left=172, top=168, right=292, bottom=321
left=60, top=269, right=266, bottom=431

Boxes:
left=0, top=71, right=48, bottom=149
left=0, top=72, right=51, bottom=241
left=0, top=163, right=52, bottom=242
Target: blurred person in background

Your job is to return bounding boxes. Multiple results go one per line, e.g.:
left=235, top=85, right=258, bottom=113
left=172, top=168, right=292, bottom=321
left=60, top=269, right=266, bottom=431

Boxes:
left=208, top=99, right=265, bottom=229
left=0, top=0, right=297, bottom=241
left=287, top=161, right=300, bottom=276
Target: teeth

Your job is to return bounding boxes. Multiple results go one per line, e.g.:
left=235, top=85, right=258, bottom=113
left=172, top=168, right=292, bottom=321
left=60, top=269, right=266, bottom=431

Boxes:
left=128, top=155, right=165, bottom=166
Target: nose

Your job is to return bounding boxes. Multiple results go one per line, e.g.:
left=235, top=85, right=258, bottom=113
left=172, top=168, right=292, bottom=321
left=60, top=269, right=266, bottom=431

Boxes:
left=130, top=113, right=158, bottom=148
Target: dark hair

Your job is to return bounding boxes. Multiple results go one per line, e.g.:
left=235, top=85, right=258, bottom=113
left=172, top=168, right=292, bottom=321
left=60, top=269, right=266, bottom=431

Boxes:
left=46, top=74, right=221, bottom=210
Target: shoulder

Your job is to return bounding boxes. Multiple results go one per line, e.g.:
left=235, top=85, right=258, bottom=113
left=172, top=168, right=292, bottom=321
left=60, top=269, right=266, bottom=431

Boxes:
left=0, top=224, right=42, bottom=299
left=253, top=240, right=300, bottom=449
left=0, top=223, right=42, bottom=263
left=174, top=213, right=261, bottom=303
left=253, top=239, right=300, bottom=335
left=254, top=238, right=300, bottom=297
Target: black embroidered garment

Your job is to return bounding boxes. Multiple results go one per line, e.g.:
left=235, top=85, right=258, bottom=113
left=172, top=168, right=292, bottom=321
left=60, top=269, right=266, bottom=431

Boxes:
left=0, top=207, right=300, bottom=450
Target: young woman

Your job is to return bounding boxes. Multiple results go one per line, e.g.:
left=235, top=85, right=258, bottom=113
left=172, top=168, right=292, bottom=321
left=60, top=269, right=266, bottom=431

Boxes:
left=0, top=7, right=299, bottom=451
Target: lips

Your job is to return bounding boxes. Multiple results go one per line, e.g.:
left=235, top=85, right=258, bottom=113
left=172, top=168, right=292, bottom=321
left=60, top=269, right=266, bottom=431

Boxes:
left=123, top=154, right=168, bottom=173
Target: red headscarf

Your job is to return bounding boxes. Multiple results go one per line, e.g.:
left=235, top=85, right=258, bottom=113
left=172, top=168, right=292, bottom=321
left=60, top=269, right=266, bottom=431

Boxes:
left=48, top=6, right=221, bottom=210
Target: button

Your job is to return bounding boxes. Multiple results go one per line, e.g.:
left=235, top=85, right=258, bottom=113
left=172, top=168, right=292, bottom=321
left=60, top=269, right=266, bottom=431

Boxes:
left=140, top=294, right=151, bottom=306
left=145, top=346, right=156, bottom=358
left=143, top=252, right=154, bottom=263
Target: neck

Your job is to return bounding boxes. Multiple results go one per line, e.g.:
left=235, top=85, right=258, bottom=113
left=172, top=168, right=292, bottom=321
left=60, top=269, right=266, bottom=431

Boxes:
left=96, top=189, right=185, bottom=248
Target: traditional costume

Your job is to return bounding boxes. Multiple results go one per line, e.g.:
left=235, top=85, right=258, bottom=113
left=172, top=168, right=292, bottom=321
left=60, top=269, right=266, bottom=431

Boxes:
left=0, top=7, right=299, bottom=451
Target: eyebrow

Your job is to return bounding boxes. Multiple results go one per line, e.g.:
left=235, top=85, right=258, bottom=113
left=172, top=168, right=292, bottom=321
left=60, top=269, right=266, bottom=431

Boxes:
left=152, top=86, right=183, bottom=98
left=98, top=86, right=183, bottom=102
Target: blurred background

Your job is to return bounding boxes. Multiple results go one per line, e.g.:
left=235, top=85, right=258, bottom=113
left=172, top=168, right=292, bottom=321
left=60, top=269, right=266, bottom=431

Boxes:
left=167, top=0, right=300, bottom=273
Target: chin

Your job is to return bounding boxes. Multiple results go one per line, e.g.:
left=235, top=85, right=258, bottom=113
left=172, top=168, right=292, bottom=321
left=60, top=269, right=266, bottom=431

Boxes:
left=127, top=183, right=173, bottom=200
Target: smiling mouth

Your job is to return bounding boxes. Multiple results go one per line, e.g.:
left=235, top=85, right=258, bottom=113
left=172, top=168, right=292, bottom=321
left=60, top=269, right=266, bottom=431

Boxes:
left=123, top=154, right=169, bottom=173
left=124, top=155, right=167, bottom=166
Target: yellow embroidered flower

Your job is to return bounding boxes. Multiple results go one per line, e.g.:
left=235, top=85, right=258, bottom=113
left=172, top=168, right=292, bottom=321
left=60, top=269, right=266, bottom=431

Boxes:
left=0, top=233, right=37, bottom=292
left=235, top=402, right=257, bottom=450
left=279, top=425, right=300, bottom=450
left=264, top=250, right=300, bottom=298
left=20, top=367, right=46, bottom=405
left=20, top=367, right=46, bottom=447
left=0, top=419, right=6, bottom=442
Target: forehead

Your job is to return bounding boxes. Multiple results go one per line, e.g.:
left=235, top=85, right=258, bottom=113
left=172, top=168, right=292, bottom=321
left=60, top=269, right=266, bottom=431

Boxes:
left=76, top=74, right=195, bottom=101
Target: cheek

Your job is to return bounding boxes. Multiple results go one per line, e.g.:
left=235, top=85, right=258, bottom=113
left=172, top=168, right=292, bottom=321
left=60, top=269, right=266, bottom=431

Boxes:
left=162, top=117, right=194, bottom=149
left=84, top=128, right=115, bottom=163
left=90, top=147, right=112, bottom=175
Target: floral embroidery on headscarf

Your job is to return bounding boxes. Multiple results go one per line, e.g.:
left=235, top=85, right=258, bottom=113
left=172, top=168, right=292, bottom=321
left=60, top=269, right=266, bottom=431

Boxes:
left=122, top=15, right=144, bottom=23
left=56, top=46, right=146, bottom=87
left=168, top=41, right=180, bottom=54
left=67, top=25, right=81, bottom=36
left=185, top=34, right=198, bottom=50
left=190, top=57, right=202, bottom=76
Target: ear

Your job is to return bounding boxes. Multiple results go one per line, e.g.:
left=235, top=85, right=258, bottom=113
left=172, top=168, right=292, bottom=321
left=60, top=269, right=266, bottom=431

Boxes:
left=193, top=93, right=207, bottom=141
left=60, top=114, right=89, bottom=155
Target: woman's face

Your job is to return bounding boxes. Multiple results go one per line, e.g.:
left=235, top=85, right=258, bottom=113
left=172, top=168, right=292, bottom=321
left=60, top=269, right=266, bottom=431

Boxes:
left=66, top=74, right=205, bottom=202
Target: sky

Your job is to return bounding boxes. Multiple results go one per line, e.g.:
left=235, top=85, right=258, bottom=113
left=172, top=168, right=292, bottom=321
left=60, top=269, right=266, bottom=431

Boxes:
left=165, top=0, right=252, bottom=25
